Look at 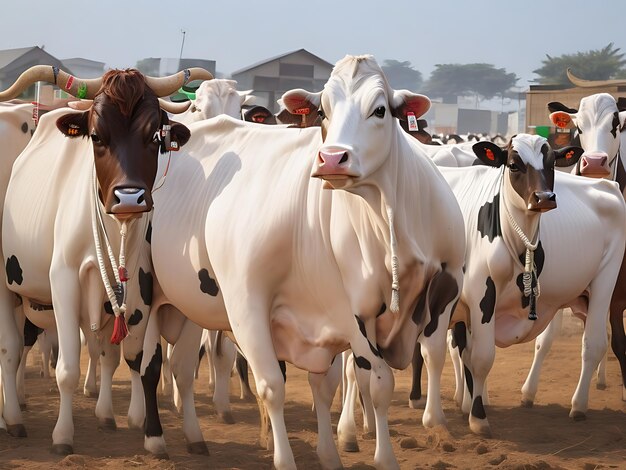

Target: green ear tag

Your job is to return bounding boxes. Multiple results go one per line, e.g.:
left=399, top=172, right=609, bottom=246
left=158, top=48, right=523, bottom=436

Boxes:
left=77, top=82, right=88, bottom=99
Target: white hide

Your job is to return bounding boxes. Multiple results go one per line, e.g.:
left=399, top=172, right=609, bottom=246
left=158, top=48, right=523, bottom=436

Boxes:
left=177, top=79, right=254, bottom=125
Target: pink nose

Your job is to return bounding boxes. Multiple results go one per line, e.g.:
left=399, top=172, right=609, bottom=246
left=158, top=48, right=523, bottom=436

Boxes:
left=318, top=150, right=349, bottom=169
left=580, top=153, right=609, bottom=175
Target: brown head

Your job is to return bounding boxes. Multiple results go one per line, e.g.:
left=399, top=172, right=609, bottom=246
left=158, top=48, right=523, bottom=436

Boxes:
left=0, top=65, right=212, bottom=219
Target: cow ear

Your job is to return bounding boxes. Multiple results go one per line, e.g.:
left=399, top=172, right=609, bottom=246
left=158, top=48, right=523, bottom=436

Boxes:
left=56, top=111, right=89, bottom=138
left=619, top=110, right=626, bottom=132
left=281, top=89, right=321, bottom=116
left=169, top=121, right=191, bottom=150
left=238, top=90, right=255, bottom=107
left=472, top=141, right=506, bottom=167
left=554, top=146, right=584, bottom=167
left=549, top=111, right=574, bottom=130
left=391, top=90, right=430, bottom=120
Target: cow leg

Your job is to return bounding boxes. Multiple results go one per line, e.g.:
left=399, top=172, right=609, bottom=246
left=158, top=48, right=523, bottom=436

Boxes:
left=447, top=327, right=465, bottom=410
left=521, top=310, right=563, bottom=407
left=0, top=289, right=25, bottom=437
left=349, top=319, right=398, bottom=470
left=308, top=356, right=342, bottom=469
left=83, top=331, right=100, bottom=398
left=168, top=318, right=207, bottom=454
left=16, top=346, right=29, bottom=409
left=337, top=352, right=360, bottom=452
left=94, top=320, right=120, bottom=430
left=40, top=330, right=52, bottom=378
left=230, top=315, right=295, bottom=470
left=236, top=351, right=254, bottom=400
left=139, top=305, right=168, bottom=457
left=160, top=338, right=173, bottom=397
left=124, top=344, right=146, bottom=430
left=608, top=300, right=626, bottom=401
left=408, top=341, right=425, bottom=409
left=50, top=270, right=82, bottom=454
left=211, top=330, right=236, bottom=423
left=570, top=272, right=616, bottom=420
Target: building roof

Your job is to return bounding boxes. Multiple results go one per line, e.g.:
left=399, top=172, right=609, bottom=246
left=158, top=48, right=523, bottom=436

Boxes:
left=231, top=48, right=333, bottom=76
left=61, top=57, right=106, bottom=67
left=0, top=46, right=38, bottom=69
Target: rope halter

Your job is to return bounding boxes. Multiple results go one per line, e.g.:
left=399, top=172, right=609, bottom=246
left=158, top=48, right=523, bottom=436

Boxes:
left=386, top=204, right=400, bottom=313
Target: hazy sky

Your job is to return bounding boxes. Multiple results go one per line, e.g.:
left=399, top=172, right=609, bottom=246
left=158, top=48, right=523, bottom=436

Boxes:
left=2, top=0, right=624, bottom=89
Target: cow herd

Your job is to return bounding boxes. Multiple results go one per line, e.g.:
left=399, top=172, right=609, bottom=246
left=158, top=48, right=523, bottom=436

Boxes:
left=0, top=55, right=625, bottom=470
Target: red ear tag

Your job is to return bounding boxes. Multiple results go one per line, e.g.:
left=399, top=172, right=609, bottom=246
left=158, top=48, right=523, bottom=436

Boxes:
left=294, top=107, right=310, bottom=115
left=407, top=112, right=418, bottom=131
left=486, top=148, right=495, bottom=161
left=565, top=150, right=574, bottom=159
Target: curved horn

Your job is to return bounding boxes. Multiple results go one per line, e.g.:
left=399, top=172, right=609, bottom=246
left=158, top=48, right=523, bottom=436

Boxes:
left=567, top=68, right=626, bottom=88
left=0, top=65, right=103, bottom=102
left=145, top=67, right=213, bottom=97
left=158, top=98, right=191, bottom=114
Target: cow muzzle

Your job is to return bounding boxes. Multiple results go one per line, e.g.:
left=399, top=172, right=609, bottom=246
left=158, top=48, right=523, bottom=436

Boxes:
left=528, top=191, right=556, bottom=212
left=311, top=148, right=360, bottom=182
left=110, top=187, right=149, bottom=217
left=579, top=153, right=610, bottom=178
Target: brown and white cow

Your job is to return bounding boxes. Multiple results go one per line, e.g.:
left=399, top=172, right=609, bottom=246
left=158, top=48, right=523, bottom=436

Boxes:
left=0, top=65, right=209, bottom=454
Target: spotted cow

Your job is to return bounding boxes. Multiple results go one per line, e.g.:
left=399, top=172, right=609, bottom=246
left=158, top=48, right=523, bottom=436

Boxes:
left=522, top=82, right=626, bottom=403
left=0, top=65, right=208, bottom=454
left=146, top=55, right=465, bottom=469
left=439, top=135, right=625, bottom=435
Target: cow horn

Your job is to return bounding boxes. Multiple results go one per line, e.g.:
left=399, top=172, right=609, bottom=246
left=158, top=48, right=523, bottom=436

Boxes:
left=144, top=67, right=213, bottom=97
left=0, top=65, right=103, bottom=101
left=567, top=68, right=626, bottom=88
left=158, top=98, right=191, bottom=114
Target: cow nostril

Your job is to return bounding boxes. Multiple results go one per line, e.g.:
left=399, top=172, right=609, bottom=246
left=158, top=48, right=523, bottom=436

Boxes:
left=548, top=193, right=556, bottom=202
left=339, top=152, right=348, bottom=164
left=137, top=194, right=144, bottom=204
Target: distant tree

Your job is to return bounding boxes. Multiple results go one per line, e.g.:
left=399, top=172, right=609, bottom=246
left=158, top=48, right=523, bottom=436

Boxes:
left=533, top=43, right=626, bottom=84
left=422, top=63, right=518, bottom=105
left=381, top=60, right=423, bottom=92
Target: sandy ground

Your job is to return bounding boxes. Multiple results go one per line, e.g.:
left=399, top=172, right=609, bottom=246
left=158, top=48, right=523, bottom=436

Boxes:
left=1, top=312, right=625, bottom=470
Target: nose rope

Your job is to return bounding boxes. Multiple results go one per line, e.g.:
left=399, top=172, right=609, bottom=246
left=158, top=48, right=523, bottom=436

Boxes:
left=91, top=165, right=129, bottom=343
left=500, top=175, right=541, bottom=320
left=152, top=150, right=172, bottom=193
left=386, top=204, right=400, bottom=313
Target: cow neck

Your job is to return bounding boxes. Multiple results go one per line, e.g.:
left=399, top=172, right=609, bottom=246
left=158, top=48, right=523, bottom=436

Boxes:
left=90, top=165, right=148, bottom=342
left=498, top=170, right=541, bottom=269
left=614, top=149, right=626, bottom=195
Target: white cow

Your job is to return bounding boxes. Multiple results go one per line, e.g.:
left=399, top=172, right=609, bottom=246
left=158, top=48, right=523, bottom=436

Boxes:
left=439, top=135, right=625, bottom=435
left=0, top=65, right=207, bottom=455
left=146, top=55, right=465, bottom=469
left=522, top=87, right=626, bottom=403
left=176, top=79, right=254, bottom=125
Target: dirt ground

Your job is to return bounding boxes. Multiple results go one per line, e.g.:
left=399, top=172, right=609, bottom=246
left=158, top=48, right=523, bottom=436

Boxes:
left=1, top=312, right=625, bottom=470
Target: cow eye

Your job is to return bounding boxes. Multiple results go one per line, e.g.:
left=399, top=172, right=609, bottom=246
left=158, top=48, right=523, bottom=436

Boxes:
left=90, top=133, right=101, bottom=143
left=576, top=125, right=582, bottom=134
left=372, top=106, right=386, bottom=118
left=508, top=162, right=520, bottom=172
left=317, top=108, right=326, bottom=119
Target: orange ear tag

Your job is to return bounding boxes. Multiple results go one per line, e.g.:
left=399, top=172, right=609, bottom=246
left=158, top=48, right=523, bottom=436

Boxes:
left=565, top=150, right=574, bottom=159
left=555, top=117, right=568, bottom=128
left=485, top=148, right=495, bottom=161
left=407, top=112, right=418, bottom=131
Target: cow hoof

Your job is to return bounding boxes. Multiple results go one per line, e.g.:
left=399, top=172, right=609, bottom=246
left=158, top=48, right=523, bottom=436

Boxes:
left=7, top=424, right=27, bottom=438
left=338, top=439, right=359, bottom=453
left=187, top=441, right=210, bottom=455
left=51, top=444, right=74, bottom=455
left=153, top=453, right=170, bottom=460
left=218, top=411, right=235, bottom=424
left=128, top=416, right=144, bottom=430
left=520, top=398, right=534, bottom=408
left=98, top=418, right=117, bottom=431
left=84, top=389, right=98, bottom=399
left=469, top=421, right=492, bottom=438
left=145, top=436, right=168, bottom=457
left=409, top=397, right=426, bottom=409
left=19, top=403, right=27, bottom=411
left=596, top=382, right=607, bottom=390
left=570, top=410, right=586, bottom=421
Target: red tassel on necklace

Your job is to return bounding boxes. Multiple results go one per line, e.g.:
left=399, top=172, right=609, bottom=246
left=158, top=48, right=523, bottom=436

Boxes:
left=110, top=315, right=129, bottom=344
